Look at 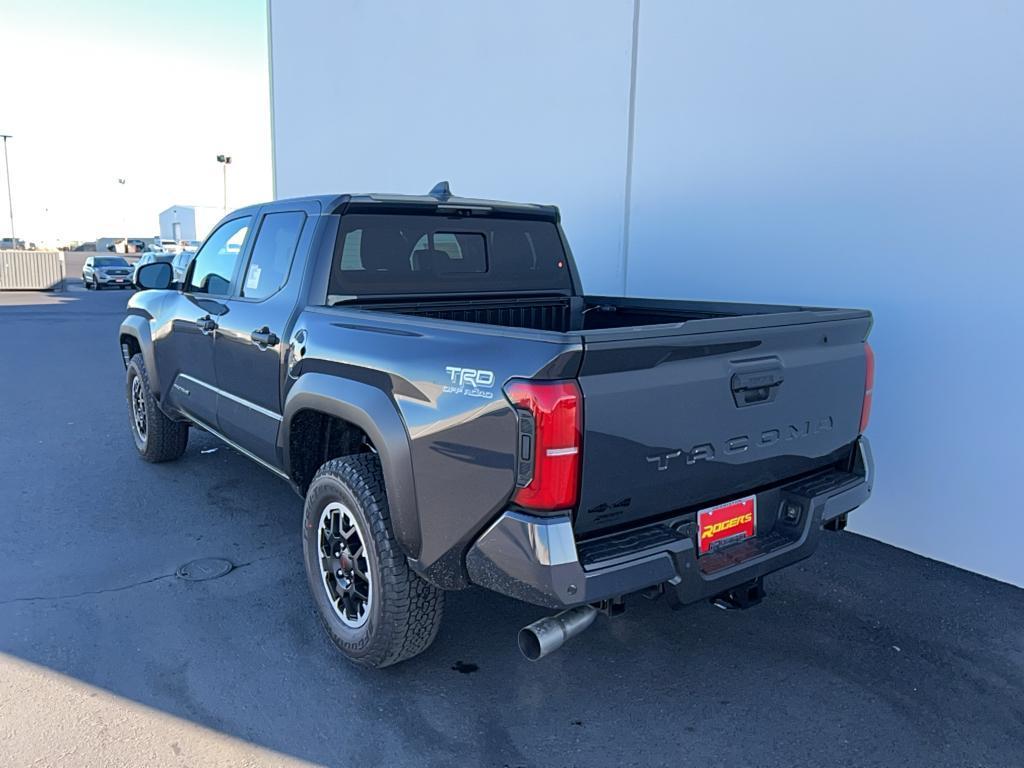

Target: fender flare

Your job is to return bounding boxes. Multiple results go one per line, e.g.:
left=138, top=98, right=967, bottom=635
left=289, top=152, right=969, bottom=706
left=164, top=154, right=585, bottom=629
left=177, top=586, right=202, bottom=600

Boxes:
left=118, top=315, right=160, bottom=396
left=281, top=373, right=421, bottom=559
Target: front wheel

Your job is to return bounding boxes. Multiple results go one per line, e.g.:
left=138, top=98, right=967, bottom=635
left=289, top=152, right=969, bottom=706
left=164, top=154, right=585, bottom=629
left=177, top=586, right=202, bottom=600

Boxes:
left=302, top=455, right=444, bottom=668
left=126, top=353, right=188, bottom=462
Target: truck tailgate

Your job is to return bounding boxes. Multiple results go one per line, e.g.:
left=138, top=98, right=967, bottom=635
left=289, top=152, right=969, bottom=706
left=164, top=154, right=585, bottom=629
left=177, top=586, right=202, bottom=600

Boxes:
left=574, top=311, right=871, bottom=536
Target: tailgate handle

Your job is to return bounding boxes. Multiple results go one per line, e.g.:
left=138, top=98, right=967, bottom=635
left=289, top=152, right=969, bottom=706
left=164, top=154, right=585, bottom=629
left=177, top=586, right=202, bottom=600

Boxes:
left=731, top=370, right=783, bottom=407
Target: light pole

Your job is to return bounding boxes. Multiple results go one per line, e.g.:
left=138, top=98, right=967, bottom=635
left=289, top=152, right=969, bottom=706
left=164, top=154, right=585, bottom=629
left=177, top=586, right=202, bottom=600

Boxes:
left=117, top=177, right=127, bottom=251
left=216, top=154, right=232, bottom=212
left=1, top=134, right=14, bottom=246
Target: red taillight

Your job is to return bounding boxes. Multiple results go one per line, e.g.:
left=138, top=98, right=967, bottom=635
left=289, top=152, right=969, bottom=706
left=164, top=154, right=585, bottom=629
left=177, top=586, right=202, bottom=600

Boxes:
left=504, top=379, right=581, bottom=511
left=859, top=342, right=874, bottom=433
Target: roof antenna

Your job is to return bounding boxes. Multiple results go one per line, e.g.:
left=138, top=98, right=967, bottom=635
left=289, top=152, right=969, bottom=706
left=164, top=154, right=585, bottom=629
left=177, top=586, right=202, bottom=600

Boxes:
left=429, top=180, right=452, bottom=201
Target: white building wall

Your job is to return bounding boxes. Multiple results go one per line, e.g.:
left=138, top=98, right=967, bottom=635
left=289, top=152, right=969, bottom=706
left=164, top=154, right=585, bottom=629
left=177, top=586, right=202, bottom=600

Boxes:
left=623, top=1, right=1024, bottom=587
left=269, top=0, right=635, bottom=294
left=159, top=206, right=198, bottom=241
left=270, top=0, right=1024, bottom=586
left=159, top=205, right=223, bottom=243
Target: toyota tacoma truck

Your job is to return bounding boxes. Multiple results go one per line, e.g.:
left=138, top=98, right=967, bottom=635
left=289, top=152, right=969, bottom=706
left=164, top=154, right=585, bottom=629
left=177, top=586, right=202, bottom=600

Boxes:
left=120, top=183, right=875, bottom=667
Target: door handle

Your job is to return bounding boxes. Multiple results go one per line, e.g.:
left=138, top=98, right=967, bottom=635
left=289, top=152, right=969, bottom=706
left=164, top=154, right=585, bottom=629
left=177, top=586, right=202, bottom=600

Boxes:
left=196, top=315, right=217, bottom=335
left=250, top=327, right=280, bottom=349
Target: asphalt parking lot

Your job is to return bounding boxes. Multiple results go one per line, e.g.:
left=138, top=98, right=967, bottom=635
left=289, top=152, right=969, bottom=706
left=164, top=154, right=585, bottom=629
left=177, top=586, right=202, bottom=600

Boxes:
left=1, top=281, right=1022, bottom=767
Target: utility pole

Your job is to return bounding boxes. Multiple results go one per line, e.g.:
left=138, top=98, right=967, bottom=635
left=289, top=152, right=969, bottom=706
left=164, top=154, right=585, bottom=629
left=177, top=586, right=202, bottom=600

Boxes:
left=117, top=178, right=127, bottom=251
left=216, top=154, right=232, bottom=212
left=1, top=134, right=14, bottom=245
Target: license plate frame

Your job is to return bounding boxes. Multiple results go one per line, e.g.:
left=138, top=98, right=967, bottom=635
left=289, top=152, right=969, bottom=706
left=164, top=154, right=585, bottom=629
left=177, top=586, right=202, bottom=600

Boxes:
left=697, top=494, right=756, bottom=555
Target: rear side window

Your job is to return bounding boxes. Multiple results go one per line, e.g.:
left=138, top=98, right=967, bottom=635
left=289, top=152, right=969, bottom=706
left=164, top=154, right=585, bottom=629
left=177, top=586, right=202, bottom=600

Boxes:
left=240, top=211, right=306, bottom=299
left=331, top=213, right=571, bottom=296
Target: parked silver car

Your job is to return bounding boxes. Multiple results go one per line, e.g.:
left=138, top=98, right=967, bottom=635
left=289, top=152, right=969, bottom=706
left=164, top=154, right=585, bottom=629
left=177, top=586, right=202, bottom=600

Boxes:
left=133, top=252, right=175, bottom=282
left=170, top=249, right=195, bottom=284
left=83, top=255, right=134, bottom=290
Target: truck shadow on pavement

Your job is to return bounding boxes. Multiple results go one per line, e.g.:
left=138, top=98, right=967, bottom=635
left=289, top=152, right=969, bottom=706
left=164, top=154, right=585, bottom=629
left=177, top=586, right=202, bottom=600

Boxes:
left=5, top=433, right=1023, bottom=768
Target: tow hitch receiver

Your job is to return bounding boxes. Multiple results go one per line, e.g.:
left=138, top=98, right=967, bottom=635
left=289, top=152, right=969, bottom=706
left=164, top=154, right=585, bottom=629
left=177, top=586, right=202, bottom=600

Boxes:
left=711, top=578, right=766, bottom=611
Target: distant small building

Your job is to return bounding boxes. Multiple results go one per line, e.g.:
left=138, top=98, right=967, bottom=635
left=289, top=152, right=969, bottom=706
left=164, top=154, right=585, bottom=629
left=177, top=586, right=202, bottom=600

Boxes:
left=95, top=236, right=156, bottom=254
left=159, top=205, right=222, bottom=243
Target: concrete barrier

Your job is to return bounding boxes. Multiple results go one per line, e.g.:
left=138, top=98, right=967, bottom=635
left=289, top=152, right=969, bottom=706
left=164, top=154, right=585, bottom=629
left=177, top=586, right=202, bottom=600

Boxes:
left=0, top=250, right=66, bottom=291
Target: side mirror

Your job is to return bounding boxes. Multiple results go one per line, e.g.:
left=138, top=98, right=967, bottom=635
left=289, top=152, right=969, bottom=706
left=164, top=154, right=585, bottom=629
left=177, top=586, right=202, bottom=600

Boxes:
left=134, top=261, right=174, bottom=290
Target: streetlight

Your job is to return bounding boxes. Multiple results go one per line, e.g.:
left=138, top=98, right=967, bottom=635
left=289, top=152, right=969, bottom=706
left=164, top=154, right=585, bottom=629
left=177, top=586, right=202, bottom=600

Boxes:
left=216, top=154, right=232, bottom=212
left=1, top=133, right=14, bottom=246
left=116, top=178, right=128, bottom=251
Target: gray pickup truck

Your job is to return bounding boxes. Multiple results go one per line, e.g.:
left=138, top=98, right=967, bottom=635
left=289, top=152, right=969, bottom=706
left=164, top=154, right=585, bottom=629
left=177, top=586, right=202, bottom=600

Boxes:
left=120, top=183, right=875, bottom=667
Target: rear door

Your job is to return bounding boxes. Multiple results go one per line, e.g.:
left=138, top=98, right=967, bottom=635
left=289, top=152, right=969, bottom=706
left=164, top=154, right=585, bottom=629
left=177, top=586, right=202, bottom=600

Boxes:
left=573, top=313, right=871, bottom=536
left=213, top=202, right=316, bottom=466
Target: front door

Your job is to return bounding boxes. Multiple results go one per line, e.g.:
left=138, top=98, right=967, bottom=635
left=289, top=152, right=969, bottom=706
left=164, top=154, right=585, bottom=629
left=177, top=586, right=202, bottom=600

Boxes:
left=158, top=215, right=252, bottom=428
left=213, top=206, right=312, bottom=466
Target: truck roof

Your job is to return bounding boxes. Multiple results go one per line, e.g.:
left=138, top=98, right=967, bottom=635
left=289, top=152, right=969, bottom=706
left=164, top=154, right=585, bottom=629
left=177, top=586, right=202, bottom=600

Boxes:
left=240, top=182, right=560, bottom=221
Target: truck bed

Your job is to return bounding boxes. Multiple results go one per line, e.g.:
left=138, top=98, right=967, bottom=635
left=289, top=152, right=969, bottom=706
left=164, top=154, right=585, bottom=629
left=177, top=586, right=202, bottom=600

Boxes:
left=351, top=294, right=832, bottom=334
left=337, top=293, right=872, bottom=538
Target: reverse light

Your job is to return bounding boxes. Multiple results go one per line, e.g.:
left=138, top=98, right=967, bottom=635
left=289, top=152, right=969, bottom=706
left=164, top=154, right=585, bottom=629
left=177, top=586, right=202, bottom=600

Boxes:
left=504, top=379, right=581, bottom=511
left=859, top=342, right=874, bottom=433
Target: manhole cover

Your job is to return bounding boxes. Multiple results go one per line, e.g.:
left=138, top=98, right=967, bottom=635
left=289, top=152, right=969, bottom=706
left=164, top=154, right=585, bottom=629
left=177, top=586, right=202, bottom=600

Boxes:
left=176, top=557, right=234, bottom=582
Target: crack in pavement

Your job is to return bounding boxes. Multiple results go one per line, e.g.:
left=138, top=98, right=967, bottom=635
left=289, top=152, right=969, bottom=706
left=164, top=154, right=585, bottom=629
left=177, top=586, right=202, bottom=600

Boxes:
left=0, top=551, right=289, bottom=607
left=0, top=572, right=178, bottom=607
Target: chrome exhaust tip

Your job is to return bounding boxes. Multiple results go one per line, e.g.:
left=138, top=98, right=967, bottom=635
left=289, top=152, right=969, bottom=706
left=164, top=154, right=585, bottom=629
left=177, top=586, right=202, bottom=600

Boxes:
left=518, top=605, right=598, bottom=661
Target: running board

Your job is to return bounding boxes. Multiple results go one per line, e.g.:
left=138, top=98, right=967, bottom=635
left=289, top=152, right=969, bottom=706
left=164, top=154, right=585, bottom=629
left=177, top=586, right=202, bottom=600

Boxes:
left=181, top=411, right=290, bottom=481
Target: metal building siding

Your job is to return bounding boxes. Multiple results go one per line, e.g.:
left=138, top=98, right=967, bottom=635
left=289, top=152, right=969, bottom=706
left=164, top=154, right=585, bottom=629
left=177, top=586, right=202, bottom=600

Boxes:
left=0, top=251, right=65, bottom=290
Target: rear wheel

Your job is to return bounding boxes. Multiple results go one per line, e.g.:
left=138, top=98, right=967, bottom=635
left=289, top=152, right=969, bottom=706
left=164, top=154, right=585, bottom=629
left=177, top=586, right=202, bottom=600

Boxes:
left=126, top=353, right=188, bottom=462
left=302, top=455, right=444, bottom=668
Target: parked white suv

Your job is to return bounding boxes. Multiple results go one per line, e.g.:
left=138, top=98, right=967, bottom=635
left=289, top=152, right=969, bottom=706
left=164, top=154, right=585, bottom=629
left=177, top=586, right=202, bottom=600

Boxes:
left=83, top=255, right=133, bottom=290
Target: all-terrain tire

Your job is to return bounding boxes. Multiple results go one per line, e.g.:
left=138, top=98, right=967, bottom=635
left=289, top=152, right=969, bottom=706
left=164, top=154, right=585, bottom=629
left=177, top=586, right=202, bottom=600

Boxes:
left=126, top=353, right=188, bottom=462
left=302, top=455, right=444, bottom=668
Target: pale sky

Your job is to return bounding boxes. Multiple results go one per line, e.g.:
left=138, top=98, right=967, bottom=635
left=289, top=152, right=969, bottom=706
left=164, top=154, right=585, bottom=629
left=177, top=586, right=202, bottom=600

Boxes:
left=0, top=0, right=272, bottom=244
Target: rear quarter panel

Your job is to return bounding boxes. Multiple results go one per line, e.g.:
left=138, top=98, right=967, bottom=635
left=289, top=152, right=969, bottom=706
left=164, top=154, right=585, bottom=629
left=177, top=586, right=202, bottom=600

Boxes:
left=287, top=307, right=582, bottom=588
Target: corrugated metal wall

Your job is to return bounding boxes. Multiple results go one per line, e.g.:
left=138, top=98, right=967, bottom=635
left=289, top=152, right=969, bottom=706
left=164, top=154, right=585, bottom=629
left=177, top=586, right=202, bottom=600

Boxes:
left=0, top=251, right=65, bottom=290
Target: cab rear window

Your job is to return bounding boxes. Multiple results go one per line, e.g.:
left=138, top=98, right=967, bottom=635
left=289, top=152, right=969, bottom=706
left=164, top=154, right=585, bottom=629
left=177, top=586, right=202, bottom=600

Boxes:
left=331, top=213, right=571, bottom=296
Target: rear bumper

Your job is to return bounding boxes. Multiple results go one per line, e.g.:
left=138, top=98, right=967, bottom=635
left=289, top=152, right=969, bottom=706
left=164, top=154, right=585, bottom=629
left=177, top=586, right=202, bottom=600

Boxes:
left=466, top=437, right=874, bottom=610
